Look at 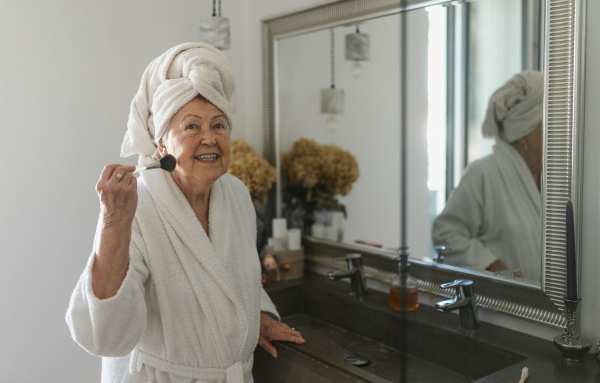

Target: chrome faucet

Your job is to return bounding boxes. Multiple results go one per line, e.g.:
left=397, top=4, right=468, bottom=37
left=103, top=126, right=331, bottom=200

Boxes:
left=433, top=245, right=450, bottom=263
left=327, top=253, right=368, bottom=297
left=435, top=279, right=480, bottom=330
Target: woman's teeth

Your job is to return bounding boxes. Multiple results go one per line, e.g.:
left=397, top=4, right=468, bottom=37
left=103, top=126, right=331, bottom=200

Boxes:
left=195, top=154, right=218, bottom=160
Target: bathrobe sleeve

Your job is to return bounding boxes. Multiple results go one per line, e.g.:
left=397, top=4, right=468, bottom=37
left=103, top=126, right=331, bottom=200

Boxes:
left=260, top=288, right=280, bottom=321
left=66, top=217, right=150, bottom=358
left=431, top=162, right=498, bottom=271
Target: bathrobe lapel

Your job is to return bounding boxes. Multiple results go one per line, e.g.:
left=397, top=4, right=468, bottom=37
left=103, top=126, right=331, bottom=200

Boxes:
left=493, top=140, right=541, bottom=215
left=142, top=170, right=250, bottom=367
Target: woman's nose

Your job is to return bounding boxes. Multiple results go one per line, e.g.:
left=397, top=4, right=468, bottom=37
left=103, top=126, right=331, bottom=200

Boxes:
left=199, top=128, right=216, bottom=145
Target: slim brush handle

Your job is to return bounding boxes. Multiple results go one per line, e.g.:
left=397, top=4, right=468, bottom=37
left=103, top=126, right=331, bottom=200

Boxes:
left=133, top=162, right=160, bottom=174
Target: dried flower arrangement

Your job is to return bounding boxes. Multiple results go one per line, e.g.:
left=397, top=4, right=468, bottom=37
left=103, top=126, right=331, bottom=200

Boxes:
left=281, top=138, right=359, bottom=219
left=227, top=140, right=276, bottom=204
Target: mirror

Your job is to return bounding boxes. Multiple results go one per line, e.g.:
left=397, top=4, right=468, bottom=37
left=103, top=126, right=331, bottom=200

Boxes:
left=263, top=0, right=584, bottom=327
left=275, top=0, right=544, bottom=283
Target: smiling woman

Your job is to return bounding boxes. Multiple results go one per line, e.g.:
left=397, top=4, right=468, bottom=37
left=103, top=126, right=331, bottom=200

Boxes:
left=65, top=42, right=304, bottom=383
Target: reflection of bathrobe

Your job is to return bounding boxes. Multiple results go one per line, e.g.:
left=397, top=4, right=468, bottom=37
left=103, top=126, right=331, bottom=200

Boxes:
left=432, top=140, right=541, bottom=281
left=66, top=171, right=278, bottom=383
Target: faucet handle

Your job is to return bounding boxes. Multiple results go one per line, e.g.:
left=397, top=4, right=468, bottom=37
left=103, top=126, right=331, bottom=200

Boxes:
left=440, top=279, right=475, bottom=298
left=433, top=245, right=450, bottom=263
left=332, top=253, right=363, bottom=269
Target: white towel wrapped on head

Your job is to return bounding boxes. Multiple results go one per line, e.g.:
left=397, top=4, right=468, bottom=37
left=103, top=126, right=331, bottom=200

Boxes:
left=121, top=42, right=234, bottom=165
left=482, top=70, right=543, bottom=143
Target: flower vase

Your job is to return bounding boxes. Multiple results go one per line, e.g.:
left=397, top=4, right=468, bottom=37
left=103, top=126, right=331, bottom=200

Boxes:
left=283, top=200, right=315, bottom=237
left=253, top=201, right=268, bottom=255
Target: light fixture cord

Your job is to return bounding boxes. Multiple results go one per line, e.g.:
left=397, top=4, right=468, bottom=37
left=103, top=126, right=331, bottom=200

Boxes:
left=212, top=0, right=216, bottom=17
left=330, top=28, right=335, bottom=89
left=218, top=0, right=222, bottom=17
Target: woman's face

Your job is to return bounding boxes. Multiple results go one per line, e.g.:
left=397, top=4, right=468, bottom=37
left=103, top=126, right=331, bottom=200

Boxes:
left=159, top=97, right=230, bottom=190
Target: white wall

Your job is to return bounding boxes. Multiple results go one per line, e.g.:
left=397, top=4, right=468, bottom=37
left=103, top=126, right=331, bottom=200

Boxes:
left=0, top=1, right=259, bottom=381
left=277, top=11, right=431, bottom=256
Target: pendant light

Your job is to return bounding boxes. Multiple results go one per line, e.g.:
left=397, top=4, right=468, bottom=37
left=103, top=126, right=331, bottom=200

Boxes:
left=345, top=24, right=370, bottom=77
left=321, top=29, right=344, bottom=132
left=199, top=0, right=230, bottom=50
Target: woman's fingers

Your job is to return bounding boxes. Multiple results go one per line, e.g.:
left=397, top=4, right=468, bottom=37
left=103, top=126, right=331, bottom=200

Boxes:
left=96, top=164, right=138, bottom=227
left=272, top=326, right=305, bottom=344
left=258, top=336, right=278, bottom=358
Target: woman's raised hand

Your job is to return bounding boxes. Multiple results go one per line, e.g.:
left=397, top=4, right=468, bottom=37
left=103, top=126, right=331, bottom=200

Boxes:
left=96, top=164, right=138, bottom=228
left=92, top=164, right=138, bottom=299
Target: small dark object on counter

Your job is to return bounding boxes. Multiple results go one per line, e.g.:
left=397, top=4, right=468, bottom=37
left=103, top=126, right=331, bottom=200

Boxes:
left=344, top=355, right=371, bottom=367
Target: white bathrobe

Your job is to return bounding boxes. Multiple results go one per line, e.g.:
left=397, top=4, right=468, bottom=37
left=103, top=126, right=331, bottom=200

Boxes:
left=431, top=140, right=541, bottom=281
left=66, top=171, right=278, bottom=383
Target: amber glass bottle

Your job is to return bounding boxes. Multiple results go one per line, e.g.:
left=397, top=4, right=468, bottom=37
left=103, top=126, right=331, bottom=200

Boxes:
left=389, top=261, right=419, bottom=312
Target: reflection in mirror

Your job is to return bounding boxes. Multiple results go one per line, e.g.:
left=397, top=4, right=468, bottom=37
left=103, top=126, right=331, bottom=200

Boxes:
left=276, top=0, right=544, bottom=284
left=432, top=71, right=544, bottom=282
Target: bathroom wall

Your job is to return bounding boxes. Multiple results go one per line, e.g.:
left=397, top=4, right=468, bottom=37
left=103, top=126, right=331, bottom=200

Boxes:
left=276, top=11, right=431, bottom=256
left=1, top=1, right=599, bottom=382
left=0, top=1, right=274, bottom=381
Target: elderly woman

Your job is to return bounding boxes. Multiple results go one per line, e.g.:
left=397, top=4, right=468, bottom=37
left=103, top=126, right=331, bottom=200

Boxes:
left=432, top=70, right=543, bottom=281
left=66, top=43, right=304, bottom=383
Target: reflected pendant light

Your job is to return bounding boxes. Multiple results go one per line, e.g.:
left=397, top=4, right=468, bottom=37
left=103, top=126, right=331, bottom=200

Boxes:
left=199, top=0, right=230, bottom=50
left=321, top=29, right=344, bottom=132
left=345, top=24, right=370, bottom=77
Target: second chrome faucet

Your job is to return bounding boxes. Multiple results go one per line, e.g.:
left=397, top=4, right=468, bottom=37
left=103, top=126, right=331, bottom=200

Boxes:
left=327, top=253, right=368, bottom=297
left=435, top=279, right=480, bottom=330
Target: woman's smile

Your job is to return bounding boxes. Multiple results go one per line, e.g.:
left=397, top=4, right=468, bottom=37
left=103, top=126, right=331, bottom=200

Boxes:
left=194, top=153, right=220, bottom=162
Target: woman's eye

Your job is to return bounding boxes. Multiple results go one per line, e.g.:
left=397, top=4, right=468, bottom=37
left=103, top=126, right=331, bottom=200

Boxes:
left=214, top=123, right=225, bottom=130
left=186, top=124, right=196, bottom=130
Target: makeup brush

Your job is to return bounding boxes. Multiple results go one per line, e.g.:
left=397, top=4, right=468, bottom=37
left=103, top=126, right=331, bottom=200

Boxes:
left=133, top=154, right=177, bottom=174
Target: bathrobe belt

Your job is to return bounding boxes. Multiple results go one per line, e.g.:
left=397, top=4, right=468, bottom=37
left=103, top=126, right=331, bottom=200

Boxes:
left=130, top=347, right=252, bottom=382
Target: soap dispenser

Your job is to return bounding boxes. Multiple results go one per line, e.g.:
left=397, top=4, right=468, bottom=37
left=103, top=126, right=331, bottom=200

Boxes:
left=389, top=255, right=419, bottom=312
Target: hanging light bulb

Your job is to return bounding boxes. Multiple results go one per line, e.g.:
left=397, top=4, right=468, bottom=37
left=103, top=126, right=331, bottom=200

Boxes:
left=352, top=62, right=363, bottom=77
left=327, top=115, right=338, bottom=132
left=321, top=29, right=344, bottom=132
left=345, top=24, right=370, bottom=77
left=199, top=0, right=230, bottom=50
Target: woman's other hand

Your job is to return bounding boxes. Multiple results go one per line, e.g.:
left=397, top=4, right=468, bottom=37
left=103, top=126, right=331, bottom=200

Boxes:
left=92, top=164, right=137, bottom=299
left=258, top=312, right=305, bottom=358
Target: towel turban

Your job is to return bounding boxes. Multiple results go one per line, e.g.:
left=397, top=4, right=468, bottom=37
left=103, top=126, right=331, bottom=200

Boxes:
left=482, top=70, right=543, bottom=143
left=121, top=42, right=234, bottom=165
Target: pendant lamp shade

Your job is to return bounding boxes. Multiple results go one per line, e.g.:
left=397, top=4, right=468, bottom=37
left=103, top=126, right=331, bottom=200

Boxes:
left=199, top=0, right=230, bottom=50
left=345, top=31, right=370, bottom=61
left=321, top=88, right=344, bottom=114
left=199, top=17, right=230, bottom=50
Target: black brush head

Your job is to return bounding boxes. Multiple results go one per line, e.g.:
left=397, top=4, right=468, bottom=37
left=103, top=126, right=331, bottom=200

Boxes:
left=159, top=154, right=177, bottom=172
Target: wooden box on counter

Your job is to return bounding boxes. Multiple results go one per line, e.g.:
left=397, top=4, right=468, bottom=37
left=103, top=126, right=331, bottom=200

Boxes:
left=266, top=246, right=305, bottom=281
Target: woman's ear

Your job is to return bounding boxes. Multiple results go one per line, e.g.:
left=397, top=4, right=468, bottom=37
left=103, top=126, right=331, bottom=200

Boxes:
left=158, top=139, right=168, bottom=157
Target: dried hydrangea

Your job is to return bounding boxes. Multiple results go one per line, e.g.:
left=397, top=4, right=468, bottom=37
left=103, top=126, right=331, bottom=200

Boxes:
left=227, top=140, right=276, bottom=204
left=282, top=138, right=359, bottom=212
left=321, top=144, right=359, bottom=196
left=281, top=138, right=324, bottom=189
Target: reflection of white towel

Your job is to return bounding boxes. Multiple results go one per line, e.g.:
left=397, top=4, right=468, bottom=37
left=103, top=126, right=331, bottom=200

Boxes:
left=432, top=140, right=541, bottom=281
left=66, top=171, right=278, bottom=383
left=482, top=70, right=543, bottom=143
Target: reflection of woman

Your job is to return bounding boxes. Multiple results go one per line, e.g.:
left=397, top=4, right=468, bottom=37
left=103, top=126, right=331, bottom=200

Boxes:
left=66, top=43, right=304, bottom=383
left=432, top=70, right=543, bottom=281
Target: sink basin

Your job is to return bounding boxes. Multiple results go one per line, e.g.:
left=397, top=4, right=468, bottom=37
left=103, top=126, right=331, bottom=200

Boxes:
left=253, top=274, right=526, bottom=383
